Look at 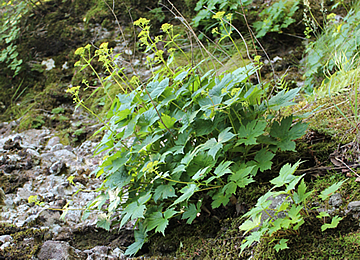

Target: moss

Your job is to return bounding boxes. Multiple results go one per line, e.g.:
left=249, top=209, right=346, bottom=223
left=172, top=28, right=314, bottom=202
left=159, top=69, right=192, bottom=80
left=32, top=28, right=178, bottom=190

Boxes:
left=70, top=226, right=134, bottom=251
left=0, top=169, right=29, bottom=194
left=0, top=223, right=47, bottom=259
left=251, top=214, right=360, bottom=259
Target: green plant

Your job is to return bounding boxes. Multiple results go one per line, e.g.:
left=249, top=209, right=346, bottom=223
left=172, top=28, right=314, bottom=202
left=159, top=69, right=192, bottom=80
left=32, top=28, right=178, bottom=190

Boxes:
left=192, top=0, right=252, bottom=35
left=32, top=115, right=45, bottom=129
left=323, top=53, right=360, bottom=136
left=239, top=161, right=345, bottom=254
left=51, top=107, right=65, bottom=114
left=303, top=2, right=360, bottom=93
left=66, top=16, right=308, bottom=256
left=73, top=128, right=85, bottom=137
left=0, top=0, right=29, bottom=76
left=253, top=0, right=300, bottom=38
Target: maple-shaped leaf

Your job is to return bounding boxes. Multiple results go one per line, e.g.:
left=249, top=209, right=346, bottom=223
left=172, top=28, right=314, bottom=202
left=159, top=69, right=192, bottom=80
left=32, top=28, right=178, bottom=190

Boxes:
left=97, top=213, right=111, bottom=231
left=211, top=191, right=231, bottom=208
left=125, top=224, right=147, bottom=256
left=120, top=201, right=146, bottom=228
left=182, top=203, right=201, bottom=224
left=254, top=149, right=275, bottom=172
left=239, top=214, right=262, bottom=233
left=137, top=108, right=158, bottom=127
left=214, top=160, right=233, bottom=177
left=147, top=212, right=165, bottom=232
left=321, top=216, right=343, bottom=231
left=147, top=208, right=177, bottom=235
left=172, top=184, right=198, bottom=206
left=223, top=181, right=237, bottom=195
left=192, top=166, right=211, bottom=181
left=237, top=120, right=267, bottom=146
left=218, top=127, right=236, bottom=143
left=153, top=184, right=176, bottom=202
left=270, top=161, right=301, bottom=188
left=274, top=239, right=289, bottom=252
left=230, top=166, right=255, bottom=188
left=270, top=116, right=307, bottom=151
left=208, top=142, right=223, bottom=159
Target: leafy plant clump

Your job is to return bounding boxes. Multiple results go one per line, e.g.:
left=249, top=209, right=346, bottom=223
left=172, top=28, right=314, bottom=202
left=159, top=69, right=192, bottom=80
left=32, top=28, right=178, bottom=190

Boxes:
left=66, top=15, right=310, bottom=256
left=0, top=0, right=29, bottom=76
left=239, top=161, right=345, bottom=254
left=303, top=2, right=360, bottom=93
left=253, top=0, right=300, bottom=38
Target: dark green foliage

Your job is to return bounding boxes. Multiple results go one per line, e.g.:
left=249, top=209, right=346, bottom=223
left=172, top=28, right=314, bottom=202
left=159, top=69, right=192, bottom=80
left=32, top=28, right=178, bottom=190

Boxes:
left=85, top=49, right=306, bottom=255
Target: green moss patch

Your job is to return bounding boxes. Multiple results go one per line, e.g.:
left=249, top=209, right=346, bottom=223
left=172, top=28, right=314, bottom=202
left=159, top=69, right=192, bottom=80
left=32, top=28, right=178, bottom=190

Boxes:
left=0, top=223, right=47, bottom=260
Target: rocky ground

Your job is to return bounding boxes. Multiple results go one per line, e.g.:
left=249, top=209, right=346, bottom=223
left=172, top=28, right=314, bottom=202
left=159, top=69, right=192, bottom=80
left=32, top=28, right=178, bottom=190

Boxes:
left=0, top=114, right=138, bottom=259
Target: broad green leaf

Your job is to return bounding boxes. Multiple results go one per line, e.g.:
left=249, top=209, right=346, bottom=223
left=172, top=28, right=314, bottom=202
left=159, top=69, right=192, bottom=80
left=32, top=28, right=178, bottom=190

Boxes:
left=108, top=155, right=128, bottom=174
left=200, top=138, right=217, bottom=150
left=218, top=127, right=235, bottom=143
left=182, top=203, right=201, bottom=224
left=174, top=69, right=190, bottom=81
left=230, top=166, right=255, bottom=187
left=237, top=120, right=267, bottom=145
left=211, top=191, right=231, bottom=208
left=138, top=108, right=158, bottom=127
left=125, top=225, right=147, bottom=256
left=147, top=211, right=171, bottom=235
left=208, top=142, right=223, bottom=159
left=285, top=174, right=305, bottom=192
left=97, top=213, right=111, bottom=231
left=197, top=138, right=222, bottom=159
left=132, top=134, right=162, bottom=153
left=147, top=78, right=169, bottom=99
left=274, top=239, right=289, bottom=252
left=138, top=191, right=152, bottom=205
left=153, top=184, right=176, bottom=202
left=317, top=211, right=330, bottom=219
left=293, top=179, right=313, bottom=204
left=194, top=119, right=215, bottom=136
left=120, top=201, right=147, bottom=228
left=268, top=218, right=285, bottom=235
left=267, top=87, right=300, bottom=110
left=239, top=214, right=262, bottom=233
left=125, top=241, right=145, bottom=256
left=172, top=184, right=198, bottom=206
left=164, top=208, right=177, bottom=219
left=288, top=204, right=303, bottom=223
left=293, top=218, right=305, bottom=230
left=251, top=192, right=274, bottom=213
left=214, top=160, right=233, bottom=177
left=223, top=181, right=237, bottom=195
left=321, top=216, right=343, bottom=231
left=270, top=116, right=307, bottom=151
left=187, top=153, right=215, bottom=177
left=240, top=226, right=269, bottom=253
left=192, top=166, right=211, bottom=180
left=173, top=164, right=186, bottom=174
left=254, top=149, right=275, bottom=172
left=270, top=161, right=301, bottom=188
left=181, top=151, right=196, bottom=166
left=319, top=180, right=346, bottom=200
left=159, top=113, right=177, bottom=129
